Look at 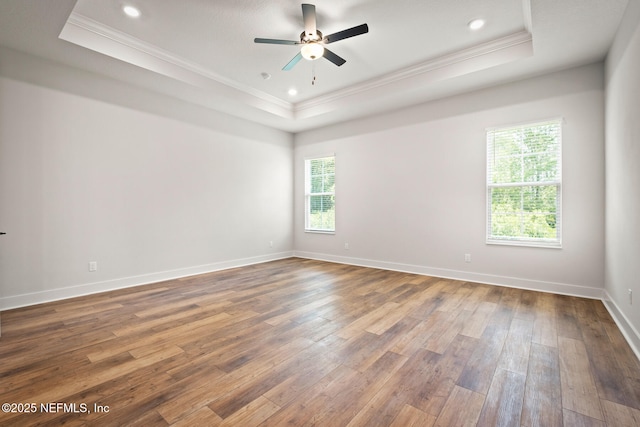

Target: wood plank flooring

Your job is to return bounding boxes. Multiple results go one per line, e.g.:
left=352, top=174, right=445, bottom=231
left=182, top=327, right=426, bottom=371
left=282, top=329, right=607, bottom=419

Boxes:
left=1, top=258, right=639, bottom=426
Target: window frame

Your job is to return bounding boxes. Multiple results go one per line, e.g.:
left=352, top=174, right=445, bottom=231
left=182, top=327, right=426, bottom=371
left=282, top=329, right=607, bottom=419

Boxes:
left=304, top=154, right=336, bottom=234
left=486, top=119, right=563, bottom=248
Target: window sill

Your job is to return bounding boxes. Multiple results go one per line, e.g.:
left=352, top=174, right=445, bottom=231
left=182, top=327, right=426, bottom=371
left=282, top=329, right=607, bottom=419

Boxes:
left=486, top=239, right=562, bottom=249
left=305, top=229, right=335, bottom=235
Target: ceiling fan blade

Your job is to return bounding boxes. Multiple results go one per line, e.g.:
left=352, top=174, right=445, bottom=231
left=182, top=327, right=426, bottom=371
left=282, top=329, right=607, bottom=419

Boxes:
left=283, top=52, right=303, bottom=71
left=324, top=23, right=369, bottom=44
left=323, top=48, right=346, bottom=67
left=254, top=38, right=300, bottom=45
left=302, top=4, right=317, bottom=39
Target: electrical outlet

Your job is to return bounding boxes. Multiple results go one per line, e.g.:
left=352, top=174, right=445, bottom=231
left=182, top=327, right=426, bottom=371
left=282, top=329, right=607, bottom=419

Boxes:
left=344, top=243, right=349, bottom=250
left=269, top=241, right=274, bottom=248
left=88, top=261, right=97, bottom=272
left=464, top=254, right=471, bottom=263
left=629, top=289, right=633, bottom=305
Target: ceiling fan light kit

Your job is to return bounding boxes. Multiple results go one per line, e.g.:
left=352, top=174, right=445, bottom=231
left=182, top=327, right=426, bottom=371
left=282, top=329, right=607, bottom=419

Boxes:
left=254, top=3, right=368, bottom=71
left=301, top=42, right=324, bottom=60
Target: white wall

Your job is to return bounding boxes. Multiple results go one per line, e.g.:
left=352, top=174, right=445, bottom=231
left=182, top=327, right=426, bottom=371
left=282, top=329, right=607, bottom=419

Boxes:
left=0, top=55, right=293, bottom=310
left=604, top=0, right=640, bottom=355
left=0, top=49, right=611, bottom=321
left=294, top=63, right=605, bottom=298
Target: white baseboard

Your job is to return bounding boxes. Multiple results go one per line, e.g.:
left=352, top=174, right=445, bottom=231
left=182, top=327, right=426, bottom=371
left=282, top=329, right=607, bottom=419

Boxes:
left=0, top=252, right=294, bottom=311
left=293, top=251, right=605, bottom=299
left=602, top=290, right=640, bottom=362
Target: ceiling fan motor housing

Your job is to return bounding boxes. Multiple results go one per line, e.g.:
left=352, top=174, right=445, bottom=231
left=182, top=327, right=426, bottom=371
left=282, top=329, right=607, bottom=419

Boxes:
left=301, top=30, right=323, bottom=43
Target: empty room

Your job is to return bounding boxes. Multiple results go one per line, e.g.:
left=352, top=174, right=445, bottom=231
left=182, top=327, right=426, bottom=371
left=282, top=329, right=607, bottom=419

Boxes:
left=1, top=0, right=639, bottom=426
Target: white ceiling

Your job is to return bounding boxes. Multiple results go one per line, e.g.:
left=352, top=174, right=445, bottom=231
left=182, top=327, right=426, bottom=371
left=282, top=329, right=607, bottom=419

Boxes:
left=0, top=0, right=630, bottom=132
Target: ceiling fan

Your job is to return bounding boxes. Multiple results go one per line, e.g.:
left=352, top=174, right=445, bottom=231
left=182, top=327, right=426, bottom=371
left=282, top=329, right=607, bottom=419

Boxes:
left=254, top=3, right=369, bottom=71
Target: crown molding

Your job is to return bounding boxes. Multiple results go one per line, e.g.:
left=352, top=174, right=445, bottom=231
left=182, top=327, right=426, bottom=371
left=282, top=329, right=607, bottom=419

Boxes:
left=294, top=30, right=533, bottom=117
left=60, top=12, right=294, bottom=119
left=60, top=10, right=532, bottom=124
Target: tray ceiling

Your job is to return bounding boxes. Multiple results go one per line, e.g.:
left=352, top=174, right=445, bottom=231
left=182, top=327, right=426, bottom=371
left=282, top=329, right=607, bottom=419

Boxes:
left=0, top=0, right=630, bottom=132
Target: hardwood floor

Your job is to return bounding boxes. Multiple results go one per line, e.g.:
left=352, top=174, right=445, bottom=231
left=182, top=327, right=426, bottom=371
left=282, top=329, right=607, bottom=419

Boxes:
left=1, top=258, right=639, bottom=426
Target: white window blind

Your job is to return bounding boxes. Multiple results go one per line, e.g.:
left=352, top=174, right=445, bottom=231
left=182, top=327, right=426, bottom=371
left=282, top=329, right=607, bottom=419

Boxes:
left=305, top=155, right=335, bottom=232
left=487, top=119, right=562, bottom=247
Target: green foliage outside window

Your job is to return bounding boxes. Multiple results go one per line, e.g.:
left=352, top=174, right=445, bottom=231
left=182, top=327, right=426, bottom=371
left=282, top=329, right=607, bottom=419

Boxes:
left=307, top=157, right=335, bottom=231
left=488, top=121, right=561, bottom=244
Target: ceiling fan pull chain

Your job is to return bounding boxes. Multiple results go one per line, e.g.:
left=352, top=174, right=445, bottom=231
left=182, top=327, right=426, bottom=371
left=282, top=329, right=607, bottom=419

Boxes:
left=312, top=63, right=317, bottom=85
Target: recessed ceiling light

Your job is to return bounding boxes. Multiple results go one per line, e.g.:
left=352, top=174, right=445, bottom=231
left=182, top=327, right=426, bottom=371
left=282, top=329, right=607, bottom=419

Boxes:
left=288, top=88, right=298, bottom=96
left=468, top=18, right=485, bottom=30
left=123, top=5, right=141, bottom=18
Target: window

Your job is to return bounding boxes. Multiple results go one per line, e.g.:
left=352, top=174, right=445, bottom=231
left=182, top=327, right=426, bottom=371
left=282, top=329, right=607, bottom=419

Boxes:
left=305, top=155, right=335, bottom=233
left=487, top=119, right=562, bottom=247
